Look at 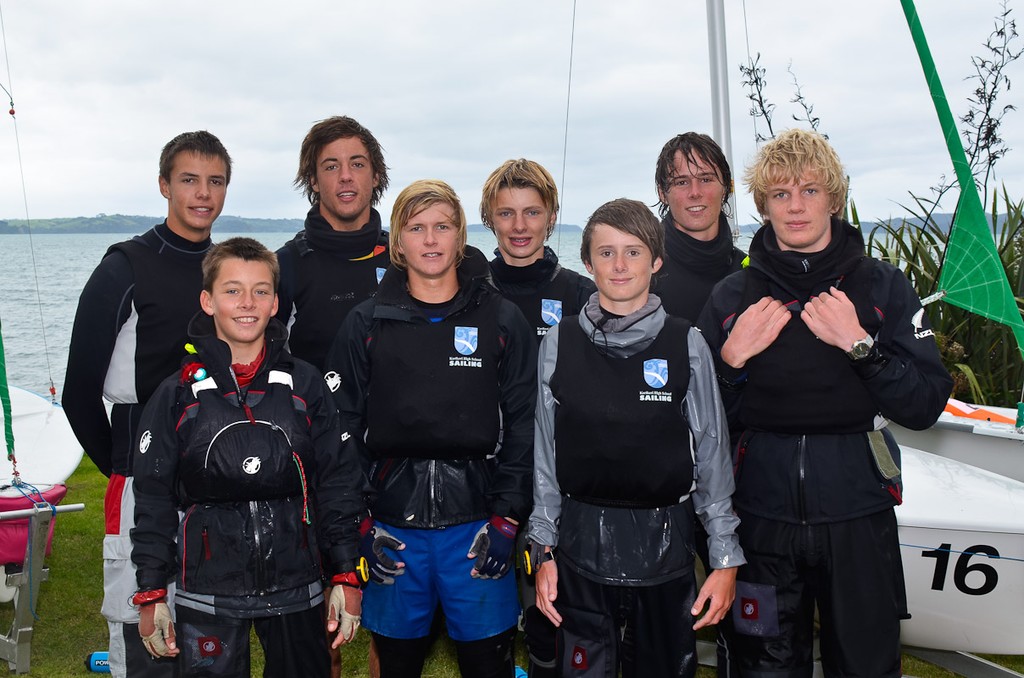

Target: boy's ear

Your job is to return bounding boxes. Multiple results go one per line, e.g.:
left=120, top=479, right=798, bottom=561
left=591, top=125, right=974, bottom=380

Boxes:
left=200, top=289, right=215, bottom=317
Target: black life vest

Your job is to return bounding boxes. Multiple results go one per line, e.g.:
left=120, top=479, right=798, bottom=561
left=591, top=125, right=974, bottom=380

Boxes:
left=551, top=316, right=695, bottom=508
left=737, top=258, right=884, bottom=433
left=365, top=300, right=504, bottom=459
left=492, top=265, right=585, bottom=341
left=175, top=369, right=313, bottom=504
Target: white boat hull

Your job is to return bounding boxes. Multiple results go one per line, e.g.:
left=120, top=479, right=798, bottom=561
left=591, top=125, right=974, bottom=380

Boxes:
left=896, top=445, right=1024, bottom=654
left=890, top=402, right=1024, bottom=484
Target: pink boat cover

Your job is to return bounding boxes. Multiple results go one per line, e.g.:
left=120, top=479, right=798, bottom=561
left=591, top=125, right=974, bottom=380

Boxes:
left=0, top=484, right=68, bottom=563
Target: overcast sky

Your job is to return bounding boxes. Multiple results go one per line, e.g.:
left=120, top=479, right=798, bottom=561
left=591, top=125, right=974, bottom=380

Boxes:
left=0, top=1, right=1021, bottom=229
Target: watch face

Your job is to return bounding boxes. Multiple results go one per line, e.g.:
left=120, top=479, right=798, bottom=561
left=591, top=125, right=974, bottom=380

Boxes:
left=849, top=338, right=873, bottom=360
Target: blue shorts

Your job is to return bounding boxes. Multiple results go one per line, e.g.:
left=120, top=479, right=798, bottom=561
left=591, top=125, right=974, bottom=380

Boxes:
left=361, top=520, right=520, bottom=642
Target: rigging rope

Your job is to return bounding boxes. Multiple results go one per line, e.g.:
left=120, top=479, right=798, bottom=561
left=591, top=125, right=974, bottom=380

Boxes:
left=555, top=0, right=577, bottom=250
left=0, top=1, right=58, bottom=409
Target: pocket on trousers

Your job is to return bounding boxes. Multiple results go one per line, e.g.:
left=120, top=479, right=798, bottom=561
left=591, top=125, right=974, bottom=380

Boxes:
left=100, top=534, right=140, bottom=623
left=558, top=604, right=615, bottom=678
left=731, top=580, right=781, bottom=637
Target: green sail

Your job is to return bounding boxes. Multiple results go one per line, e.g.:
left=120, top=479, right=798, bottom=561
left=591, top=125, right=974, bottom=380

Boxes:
left=0, top=314, right=15, bottom=462
left=902, top=0, right=1024, bottom=359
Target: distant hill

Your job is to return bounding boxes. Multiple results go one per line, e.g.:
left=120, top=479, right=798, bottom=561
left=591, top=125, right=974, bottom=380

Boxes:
left=736, top=213, right=966, bottom=238
left=0, top=215, right=583, bottom=234
left=0, top=214, right=305, bottom=234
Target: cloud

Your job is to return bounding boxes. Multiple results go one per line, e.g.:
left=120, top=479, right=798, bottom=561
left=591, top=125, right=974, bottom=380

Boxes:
left=0, top=0, right=1020, bottom=227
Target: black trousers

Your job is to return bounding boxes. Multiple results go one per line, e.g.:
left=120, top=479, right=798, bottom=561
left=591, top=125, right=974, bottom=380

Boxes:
left=175, top=603, right=330, bottom=678
left=554, top=565, right=698, bottom=678
left=372, top=627, right=516, bottom=678
left=730, top=510, right=906, bottom=678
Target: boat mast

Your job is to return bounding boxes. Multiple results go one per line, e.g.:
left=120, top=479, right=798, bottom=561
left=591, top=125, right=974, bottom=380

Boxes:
left=705, top=0, right=739, bottom=235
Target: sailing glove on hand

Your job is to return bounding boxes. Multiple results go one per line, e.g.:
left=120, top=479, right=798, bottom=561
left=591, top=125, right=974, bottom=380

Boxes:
left=467, top=515, right=518, bottom=579
left=358, top=518, right=406, bottom=585
left=327, top=584, right=362, bottom=647
left=139, top=600, right=177, bottom=658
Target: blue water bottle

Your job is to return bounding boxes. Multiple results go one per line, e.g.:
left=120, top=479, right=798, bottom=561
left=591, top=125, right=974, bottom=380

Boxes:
left=85, top=651, right=111, bottom=673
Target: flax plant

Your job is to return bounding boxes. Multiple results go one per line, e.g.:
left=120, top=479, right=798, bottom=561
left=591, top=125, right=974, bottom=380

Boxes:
left=867, top=188, right=1024, bottom=406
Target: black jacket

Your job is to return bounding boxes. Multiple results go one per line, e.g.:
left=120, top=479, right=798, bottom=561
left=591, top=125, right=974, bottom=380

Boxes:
left=275, top=205, right=389, bottom=372
left=697, top=219, right=952, bottom=524
left=132, top=315, right=363, bottom=612
left=325, top=246, right=537, bottom=527
left=653, top=214, right=745, bottom=322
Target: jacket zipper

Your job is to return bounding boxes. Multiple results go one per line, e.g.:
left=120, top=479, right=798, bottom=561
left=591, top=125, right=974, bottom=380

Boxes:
left=428, top=459, right=437, bottom=527
left=797, top=435, right=808, bottom=524
left=250, top=499, right=265, bottom=593
left=181, top=505, right=196, bottom=591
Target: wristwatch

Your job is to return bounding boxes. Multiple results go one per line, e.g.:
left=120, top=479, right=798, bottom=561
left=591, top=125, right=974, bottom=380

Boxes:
left=847, top=334, right=875, bottom=360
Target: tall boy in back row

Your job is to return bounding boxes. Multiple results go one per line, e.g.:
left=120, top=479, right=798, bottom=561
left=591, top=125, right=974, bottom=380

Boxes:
left=479, top=158, right=595, bottom=678
left=276, top=115, right=391, bottom=372
left=698, top=129, right=952, bottom=677
left=64, top=130, right=232, bottom=677
left=653, top=132, right=745, bottom=322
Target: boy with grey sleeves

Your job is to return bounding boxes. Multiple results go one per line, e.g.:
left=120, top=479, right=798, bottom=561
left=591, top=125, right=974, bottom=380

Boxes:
left=527, top=198, right=742, bottom=678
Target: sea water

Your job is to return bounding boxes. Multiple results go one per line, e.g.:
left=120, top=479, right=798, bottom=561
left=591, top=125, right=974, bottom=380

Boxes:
left=0, top=229, right=586, bottom=398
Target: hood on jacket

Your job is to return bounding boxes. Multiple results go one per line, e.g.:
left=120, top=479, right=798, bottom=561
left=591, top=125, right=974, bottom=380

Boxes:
left=578, top=293, right=667, bottom=359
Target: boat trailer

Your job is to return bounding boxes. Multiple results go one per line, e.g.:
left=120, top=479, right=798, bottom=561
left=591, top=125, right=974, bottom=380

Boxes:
left=0, top=500, right=84, bottom=674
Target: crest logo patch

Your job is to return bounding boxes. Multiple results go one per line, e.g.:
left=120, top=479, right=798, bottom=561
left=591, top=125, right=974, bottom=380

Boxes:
left=139, top=430, right=152, bottom=454
left=454, top=326, right=478, bottom=356
left=324, top=371, right=342, bottom=392
left=643, top=358, right=669, bottom=389
left=198, top=636, right=222, bottom=657
left=242, top=456, right=261, bottom=475
left=540, top=299, right=563, bottom=326
left=376, top=267, right=386, bottom=284
left=571, top=646, right=588, bottom=669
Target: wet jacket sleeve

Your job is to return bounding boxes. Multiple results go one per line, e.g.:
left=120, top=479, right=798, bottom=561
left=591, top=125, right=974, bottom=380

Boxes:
left=301, top=365, right=366, bottom=575
left=130, top=377, right=182, bottom=590
left=527, top=325, right=561, bottom=547
left=687, top=328, right=745, bottom=569
left=63, top=250, right=134, bottom=478
left=488, top=301, right=538, bottom=523
left=324, top=301, right=376, bottom=481
left=853, top=263, right=952, bottom=430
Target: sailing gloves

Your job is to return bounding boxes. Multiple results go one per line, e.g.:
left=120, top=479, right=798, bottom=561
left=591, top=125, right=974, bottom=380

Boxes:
left=134, top=590, right=178, bottom=658
left=358, top=518, right=406, bottom=585
left=327, top=579, right=362, bottom=647
left=468, top=515, right=518, bottom=579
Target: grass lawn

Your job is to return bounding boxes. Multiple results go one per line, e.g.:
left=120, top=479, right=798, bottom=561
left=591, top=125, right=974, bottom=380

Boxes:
left=2, top=460, right=1021, bottom=676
